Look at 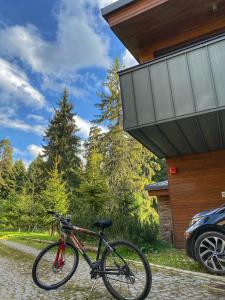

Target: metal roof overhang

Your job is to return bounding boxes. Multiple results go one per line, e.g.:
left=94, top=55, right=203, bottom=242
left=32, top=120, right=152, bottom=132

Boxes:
left=119, top=35, right=225, bottom=158
left=101, top=0, right=134, bottom=17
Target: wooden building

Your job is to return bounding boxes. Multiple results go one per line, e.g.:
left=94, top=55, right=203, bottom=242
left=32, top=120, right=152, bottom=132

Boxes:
left=102, top=0, right=225, bottom=248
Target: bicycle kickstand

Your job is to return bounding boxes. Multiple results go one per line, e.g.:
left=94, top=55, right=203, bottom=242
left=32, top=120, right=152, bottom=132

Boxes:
left=86, top=278, right=98, bottom=300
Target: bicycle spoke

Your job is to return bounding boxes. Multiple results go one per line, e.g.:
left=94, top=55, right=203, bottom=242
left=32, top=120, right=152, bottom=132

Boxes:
left=102, top=241, right=150, bottom=300
left=33, top=242, right=78, bottom=289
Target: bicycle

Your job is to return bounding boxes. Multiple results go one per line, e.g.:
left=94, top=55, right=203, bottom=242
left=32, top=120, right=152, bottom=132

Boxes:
left=32, top=211, right=152, bottom=300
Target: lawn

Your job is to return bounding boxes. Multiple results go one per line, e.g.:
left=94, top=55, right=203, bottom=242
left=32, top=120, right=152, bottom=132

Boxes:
left=0, top=231, right=204, bottom=273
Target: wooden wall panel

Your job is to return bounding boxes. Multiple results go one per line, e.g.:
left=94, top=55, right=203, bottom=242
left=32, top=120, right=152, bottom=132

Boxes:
left=139, top=19, right=225, bottom=63
left=167, top=150, right=225, bottom=248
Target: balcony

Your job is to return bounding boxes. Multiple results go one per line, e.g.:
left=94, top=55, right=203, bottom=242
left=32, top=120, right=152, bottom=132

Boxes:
left=119, top=35, right=225, bottom=158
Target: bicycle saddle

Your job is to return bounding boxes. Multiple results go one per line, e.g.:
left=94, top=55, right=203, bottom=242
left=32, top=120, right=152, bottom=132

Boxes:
left=93, top=219, right=113, bottom=229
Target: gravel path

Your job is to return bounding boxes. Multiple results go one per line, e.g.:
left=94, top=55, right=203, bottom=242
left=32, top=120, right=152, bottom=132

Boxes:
left=0, top=240, right=225, bottom=299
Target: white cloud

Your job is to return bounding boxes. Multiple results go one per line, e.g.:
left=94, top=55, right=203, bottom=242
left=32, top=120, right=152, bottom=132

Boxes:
left=0, top=0, right=111, bottom=77
left=27, top=144, right=44, bottom=158
left=0, top=0, right=112, bottom=98
left=13, top=147, right=27, bottom=157
left=0, top=58, right=45, bottom=108
left=75, top=115, right=108, bottom=139
left=0, top=108, right=46, bottom=135
left=122, top=49, right=138, bottom=69
left=27, top=114, right=46, bottom=123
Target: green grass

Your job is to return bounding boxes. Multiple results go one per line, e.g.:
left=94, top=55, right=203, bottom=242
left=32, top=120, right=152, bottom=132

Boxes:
left=0, top=231, right=56, bottom=242
left=0, top=231, right=205, bottom=273
left=147, top=248, right=205, bottom=273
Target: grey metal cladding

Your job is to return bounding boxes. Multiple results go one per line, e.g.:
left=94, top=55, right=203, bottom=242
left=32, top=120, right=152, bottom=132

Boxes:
left=132, top=67, right=155, bottom=125
left=158, top=122, right=193, bottom=155
left=167, top=54, right=195, bottom=116
left=119, top=35, right=225, bottom=157
left=177, top=118, right=208, bottom=153
left=145, top=180, right=168, bottom=191
left=120, top=35, right=225, bottom=132
left=187, top=48, right=217, bottom=111
left=208, top=41, right=225, bottom=106
left=120, top=73, right=137, bottom=128
left=141, top=126, right=178, bottom=157
left=149, top=62, right=175, bottom=121
left=197, top=112, right=222, bottom=151
left=129, top=129, right=165, bottom=157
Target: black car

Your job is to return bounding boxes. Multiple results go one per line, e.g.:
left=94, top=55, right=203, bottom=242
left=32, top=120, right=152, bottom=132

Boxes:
left=185, top=204, right=225, bottom=275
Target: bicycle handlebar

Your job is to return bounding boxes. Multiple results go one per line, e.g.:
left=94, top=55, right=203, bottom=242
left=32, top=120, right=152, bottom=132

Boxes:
left=47, top=211, right=72, bottom=227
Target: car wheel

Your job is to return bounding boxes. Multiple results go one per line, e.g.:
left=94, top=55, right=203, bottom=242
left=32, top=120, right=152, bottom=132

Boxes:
left=195, top=231, right=225, bottom=275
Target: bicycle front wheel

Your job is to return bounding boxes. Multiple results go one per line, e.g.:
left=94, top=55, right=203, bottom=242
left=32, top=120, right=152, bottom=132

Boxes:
left=32, top=241, right=79, bottom=290
left=102, top=240, right=152, bottom=300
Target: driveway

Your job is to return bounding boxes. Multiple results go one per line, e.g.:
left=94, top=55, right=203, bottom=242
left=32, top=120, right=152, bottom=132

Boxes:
left=0, top=240, right=225, bottom=300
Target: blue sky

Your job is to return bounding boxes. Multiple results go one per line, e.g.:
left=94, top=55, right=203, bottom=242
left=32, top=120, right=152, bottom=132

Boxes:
left=0, top=0, right=137, bottom=165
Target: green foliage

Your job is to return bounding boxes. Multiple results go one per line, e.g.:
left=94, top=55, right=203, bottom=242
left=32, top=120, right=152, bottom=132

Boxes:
left=43, top=89, right=81, bottom=192
left=0, top=139, right=14, bottom=198
left=72, top=58, right=160, bottom=245
left=26, top=156, right=47, bottom=196
left=0, top=60, right=161, bottom=247
left=153, top=158, right=167, bottom=182
left=0, top=191, right=41, bottom=230
left=77, top=149, right=109, bottom=215
left=40, top=161, right=69, bottom=227
left=94, top=58, right=159, bottom=221
left=95, top=58, right=123, bottom=127
left=13, top=160, right=27, bottom=193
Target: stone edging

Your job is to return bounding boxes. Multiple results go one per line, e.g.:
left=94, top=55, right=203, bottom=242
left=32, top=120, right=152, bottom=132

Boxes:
left=150, top=263, right=225, bottom=282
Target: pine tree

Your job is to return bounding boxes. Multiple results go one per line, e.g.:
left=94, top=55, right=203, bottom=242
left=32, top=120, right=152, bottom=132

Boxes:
left=95, top=58, right=123, bottom=128
left=77, top=149, right=109, bottom=215
left=84, top=125, right=103, bottom=158
left=0, top=139, right=14, bottom=199
left=26, top=155, right=47, bottom=197
left=43, top=89, right=81, bottom=191
left=13, top=160, right=27, bottom=193
left=95, top=58, right=159, bottom=220
left=41, top=161, right=68, bottom=231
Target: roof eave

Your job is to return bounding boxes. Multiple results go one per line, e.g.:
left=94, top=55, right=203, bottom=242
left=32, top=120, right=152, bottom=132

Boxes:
left=101, top=0, right=135, bottom=20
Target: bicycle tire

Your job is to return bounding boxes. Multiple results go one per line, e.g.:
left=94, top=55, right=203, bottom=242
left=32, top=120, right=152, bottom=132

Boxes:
left=32, top=241, right=79, bottom=290
left=101, top=240, right=152, bottom=300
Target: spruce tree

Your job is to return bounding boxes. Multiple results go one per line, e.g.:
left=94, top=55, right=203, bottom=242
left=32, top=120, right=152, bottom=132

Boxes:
left=27, top=155, right=47, bottom=198
left=0, top=139, right=14, bottom=199
left=84, top=125, right=103, bottom=159
left=95, top=58, right=123, bottom=128
left=95, top=58, right=159, bottom=220
left=41, top=161, right=68, bottom=232
left=43, top=89, right=81, bottom=191
left=13, top=160, right=27, bottom=193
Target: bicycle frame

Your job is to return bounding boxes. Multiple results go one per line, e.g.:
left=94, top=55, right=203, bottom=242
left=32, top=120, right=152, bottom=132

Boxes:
left=59, top=224, right=124, bottom=276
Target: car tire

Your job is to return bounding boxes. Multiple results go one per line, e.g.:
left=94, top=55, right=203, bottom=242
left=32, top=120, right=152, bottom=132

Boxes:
left=195, top=231, right=225, bottom=275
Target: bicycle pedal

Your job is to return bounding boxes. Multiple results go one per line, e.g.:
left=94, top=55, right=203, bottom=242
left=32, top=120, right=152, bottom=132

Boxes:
left=90, top=270, right=97, bottom=279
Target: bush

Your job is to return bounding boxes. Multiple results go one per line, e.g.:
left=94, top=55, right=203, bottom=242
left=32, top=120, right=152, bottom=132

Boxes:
left=72, top=211, right=159, bottom=246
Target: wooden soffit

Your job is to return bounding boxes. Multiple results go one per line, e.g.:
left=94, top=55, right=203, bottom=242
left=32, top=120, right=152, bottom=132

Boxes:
left=103, top=0, right=225, bottom=62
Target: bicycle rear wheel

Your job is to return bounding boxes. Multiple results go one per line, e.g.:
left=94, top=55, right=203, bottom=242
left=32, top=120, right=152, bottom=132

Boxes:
left=102, top=240, right=152, bottom=300
left=32, top=241, right=79, bottom=290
